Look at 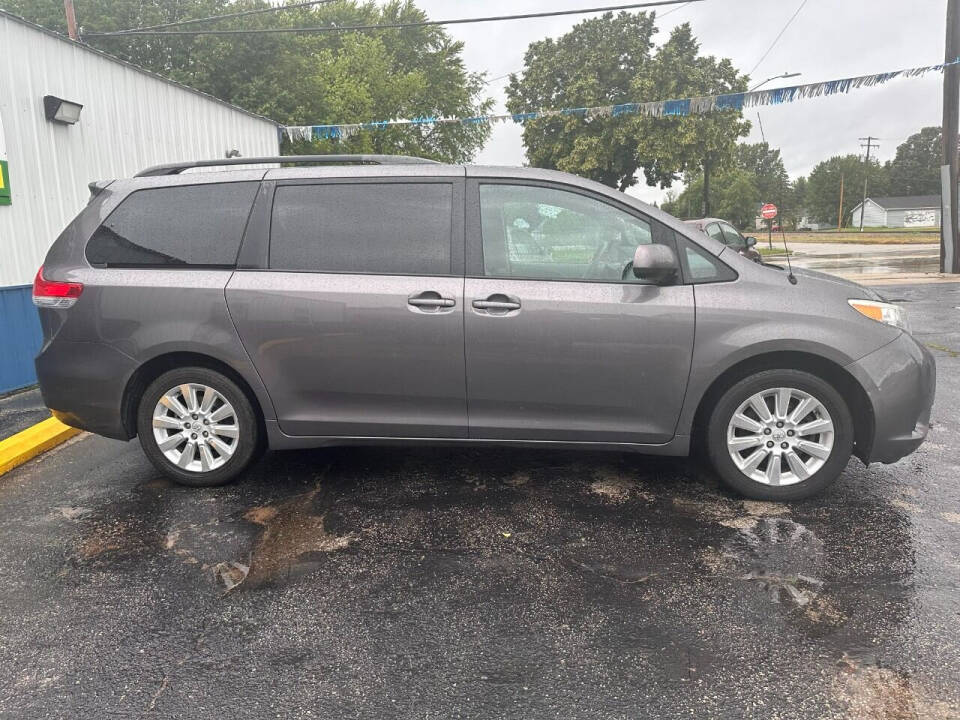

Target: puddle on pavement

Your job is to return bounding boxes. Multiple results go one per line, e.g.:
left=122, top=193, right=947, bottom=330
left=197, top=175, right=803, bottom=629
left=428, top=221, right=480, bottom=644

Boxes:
left=215, top=485, right=355, bottom=591
left=833, top=661, right=958, bottom=720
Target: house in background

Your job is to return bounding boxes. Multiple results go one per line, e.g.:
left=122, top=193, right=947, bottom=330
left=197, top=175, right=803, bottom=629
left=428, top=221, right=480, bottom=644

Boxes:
left=850, top=195, right=941, bottom=229
left=0, top=9, right=280, bottom=394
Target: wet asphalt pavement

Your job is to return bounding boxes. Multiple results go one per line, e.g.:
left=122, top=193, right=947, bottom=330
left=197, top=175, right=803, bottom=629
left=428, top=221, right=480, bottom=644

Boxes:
left=0, top=387, right=48, bottom=439
left=0, top=283, right=958, bottom=719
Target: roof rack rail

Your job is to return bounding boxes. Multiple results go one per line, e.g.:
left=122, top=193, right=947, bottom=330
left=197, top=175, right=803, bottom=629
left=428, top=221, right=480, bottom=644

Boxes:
left=135, top=154, right=440, bottom=177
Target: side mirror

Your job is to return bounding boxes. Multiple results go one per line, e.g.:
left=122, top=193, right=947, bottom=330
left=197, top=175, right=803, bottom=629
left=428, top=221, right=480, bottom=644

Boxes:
left=745, top=236, right=758, bottom=247
left=632, top=243, right=678, bottom=283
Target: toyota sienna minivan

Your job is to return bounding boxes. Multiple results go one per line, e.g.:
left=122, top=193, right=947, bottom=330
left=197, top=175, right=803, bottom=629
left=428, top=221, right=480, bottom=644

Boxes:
left=33, top=155, right=935, bottom=500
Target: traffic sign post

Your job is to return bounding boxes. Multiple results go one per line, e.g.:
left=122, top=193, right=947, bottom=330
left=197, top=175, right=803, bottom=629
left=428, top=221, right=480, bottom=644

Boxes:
left=761, top=203, right=778, bottom=250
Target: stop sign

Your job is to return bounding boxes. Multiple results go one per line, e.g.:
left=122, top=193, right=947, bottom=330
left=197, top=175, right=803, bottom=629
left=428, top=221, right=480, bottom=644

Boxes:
left=761, top=203, right=778, bottom=220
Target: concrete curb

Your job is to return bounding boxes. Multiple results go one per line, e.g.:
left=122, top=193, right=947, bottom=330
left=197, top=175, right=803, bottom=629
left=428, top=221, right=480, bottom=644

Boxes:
left=0, top=417, right=81, bottom=477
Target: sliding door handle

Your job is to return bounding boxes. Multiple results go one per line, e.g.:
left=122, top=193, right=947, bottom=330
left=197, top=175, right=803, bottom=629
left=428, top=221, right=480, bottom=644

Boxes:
left=472, top=299, right=520, bottom=311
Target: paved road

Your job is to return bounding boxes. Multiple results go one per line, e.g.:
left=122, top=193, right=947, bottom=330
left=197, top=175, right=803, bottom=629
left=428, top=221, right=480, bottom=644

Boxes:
left=0, top=284, right=958, bottom=718
left=770, top=243, right=941, bottom=278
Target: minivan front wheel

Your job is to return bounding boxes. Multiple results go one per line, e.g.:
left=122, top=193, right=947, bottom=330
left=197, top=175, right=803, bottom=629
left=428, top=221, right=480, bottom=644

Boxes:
left=137, top=367, right=261, bottom=487
left=706, top=369, right=853, bottom=500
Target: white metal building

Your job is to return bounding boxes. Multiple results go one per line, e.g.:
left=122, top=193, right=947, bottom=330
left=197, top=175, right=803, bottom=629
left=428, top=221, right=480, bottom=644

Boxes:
left=0, top=10, right=279, bottom=393
left=850, top=195, right=941, bottom=229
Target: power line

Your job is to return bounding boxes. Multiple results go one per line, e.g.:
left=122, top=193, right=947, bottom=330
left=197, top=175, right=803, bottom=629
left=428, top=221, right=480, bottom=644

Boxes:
left=748, top=0, right=809, bottom=75
left=102, top=0, right=339, bottom=34
left=657, top=0, right=693, bottom=17
left=484, top=72, right=515, bottom=85
left=83, top=0, right=704, bottom=38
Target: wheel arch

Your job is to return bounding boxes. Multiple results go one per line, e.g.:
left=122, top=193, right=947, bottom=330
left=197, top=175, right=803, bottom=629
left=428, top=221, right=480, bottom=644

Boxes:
left=121, top=351, right=267, bottom=441
left=690, top=350, right=875, bottom=463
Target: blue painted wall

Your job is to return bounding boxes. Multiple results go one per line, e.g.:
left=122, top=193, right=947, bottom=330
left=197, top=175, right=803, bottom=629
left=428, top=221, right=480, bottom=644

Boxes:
left=0, top=285, right=42, bottom=394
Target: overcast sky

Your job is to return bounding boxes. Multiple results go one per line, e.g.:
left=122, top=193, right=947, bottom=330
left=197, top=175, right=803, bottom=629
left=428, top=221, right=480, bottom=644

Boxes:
left=406, top=0, right=945, bottom=204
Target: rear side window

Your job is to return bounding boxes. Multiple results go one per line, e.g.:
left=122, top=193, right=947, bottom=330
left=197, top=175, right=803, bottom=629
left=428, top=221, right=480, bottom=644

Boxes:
left=86, top=182, right=258, bottom=267
left=719, top=222, right=744, bottom=246
left=705, top=223, right=725, bottom=242
left=269, top=183, right=453, bottom=275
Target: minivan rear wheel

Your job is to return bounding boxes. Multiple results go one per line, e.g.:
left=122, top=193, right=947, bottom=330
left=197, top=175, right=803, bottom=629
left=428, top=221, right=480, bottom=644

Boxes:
left=136, top=367, right=261, bottom=487
left=706, top=369, right=853, bottom=500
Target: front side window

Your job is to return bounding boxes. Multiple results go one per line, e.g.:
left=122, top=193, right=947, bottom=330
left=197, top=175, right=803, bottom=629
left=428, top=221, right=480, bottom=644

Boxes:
left=269, top=183, right=453, bottom=275
left=86, top=182, right=259, bottom=267
left=678, top=236, right=738, bottom=283
left=479, top=184, right=653, bottom=282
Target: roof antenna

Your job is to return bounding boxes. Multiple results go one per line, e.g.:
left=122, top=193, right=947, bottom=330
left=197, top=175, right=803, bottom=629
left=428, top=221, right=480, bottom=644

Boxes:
left=780, top=223, right=797, bottom=284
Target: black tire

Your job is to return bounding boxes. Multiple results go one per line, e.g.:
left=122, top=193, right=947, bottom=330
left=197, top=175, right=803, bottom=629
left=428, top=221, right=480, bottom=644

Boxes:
left=136, top=367, right=261, bottom=487
left=706, top=369, right=853, bottom=501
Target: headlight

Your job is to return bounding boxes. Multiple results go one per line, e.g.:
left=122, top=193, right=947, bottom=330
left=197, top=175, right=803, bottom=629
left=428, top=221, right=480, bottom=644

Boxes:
left=848, top=299, right=908, bottom=331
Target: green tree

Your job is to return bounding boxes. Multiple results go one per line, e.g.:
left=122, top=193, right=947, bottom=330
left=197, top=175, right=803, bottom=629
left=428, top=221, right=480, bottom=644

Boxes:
left=661, top=168, right=757, bottom=228
left=506, top=15, right=749, bottom=198
left=631, top=24, right=750, bottom=212
left=886, top=126, right=943, bottom=196
left=504, top=11, right=658, bottom=190
left=8, top=0, right=492, bottom=163
left=734, top=142, right=789, bottom=207
left=806, top=155, right=890, bottom=226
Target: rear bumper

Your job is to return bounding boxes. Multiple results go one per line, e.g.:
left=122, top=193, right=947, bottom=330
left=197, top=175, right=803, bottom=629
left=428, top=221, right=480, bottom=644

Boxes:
left=845, top=332, right=936, bottom=464
left=35, top=341, right=136, bottom=440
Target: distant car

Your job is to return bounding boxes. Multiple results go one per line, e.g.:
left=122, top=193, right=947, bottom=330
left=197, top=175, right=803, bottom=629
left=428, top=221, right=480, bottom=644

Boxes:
left=685, top=218, right=763, bottom=263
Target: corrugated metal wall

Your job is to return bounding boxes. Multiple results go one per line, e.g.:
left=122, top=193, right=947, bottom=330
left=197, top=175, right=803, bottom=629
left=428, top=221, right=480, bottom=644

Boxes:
left=0, top=11, right=279, bottom=288
left=0, top=11, right=279, bottom=393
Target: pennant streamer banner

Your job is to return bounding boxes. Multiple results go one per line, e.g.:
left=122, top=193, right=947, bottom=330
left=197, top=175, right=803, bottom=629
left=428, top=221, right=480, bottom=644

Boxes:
left=282, top=59, right=958, bottom=142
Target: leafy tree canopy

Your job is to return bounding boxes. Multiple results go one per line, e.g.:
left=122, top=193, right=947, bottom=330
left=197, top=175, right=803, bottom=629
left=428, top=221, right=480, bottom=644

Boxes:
left=8, top=0, right=492, bottom=162
left=506, top=15, right=749, bottom=191
left=734, top=142, right=790, bottom=206
left=661, top=141, right=795, bottom=227
left=806, top=154, right=889, bottom=226
left=885, top=126, right=942, bottom=196
left=662, top=168, right=757, bottom=228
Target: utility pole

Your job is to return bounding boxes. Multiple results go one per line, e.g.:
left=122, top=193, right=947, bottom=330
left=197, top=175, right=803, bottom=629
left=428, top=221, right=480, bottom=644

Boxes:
left=836, top=174, right=845, bottom=231
left=63, top=0, right=78, bottom=40
left=943, top=0, right=960, bottom=272
left=702, top=154, right=711, bottom=216
left=858, top=136, right=880, bottom=232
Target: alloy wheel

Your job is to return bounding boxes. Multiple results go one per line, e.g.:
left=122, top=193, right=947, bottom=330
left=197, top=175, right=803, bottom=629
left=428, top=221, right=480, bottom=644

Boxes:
left=725, top=386, right=835, bottom=486
left=152, top=384, right=240, bottom=473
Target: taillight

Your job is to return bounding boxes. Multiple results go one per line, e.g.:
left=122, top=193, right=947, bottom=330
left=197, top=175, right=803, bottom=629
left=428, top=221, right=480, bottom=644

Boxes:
left=32, top=266, right=83, bottom=309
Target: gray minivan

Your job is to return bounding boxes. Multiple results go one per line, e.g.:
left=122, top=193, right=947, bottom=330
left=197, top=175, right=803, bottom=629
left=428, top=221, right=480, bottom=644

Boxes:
left=33, top=155, right=935, bottom=500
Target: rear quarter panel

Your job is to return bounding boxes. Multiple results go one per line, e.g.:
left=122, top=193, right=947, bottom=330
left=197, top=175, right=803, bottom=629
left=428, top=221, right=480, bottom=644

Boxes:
left=49, top=267, right=277, bottom=423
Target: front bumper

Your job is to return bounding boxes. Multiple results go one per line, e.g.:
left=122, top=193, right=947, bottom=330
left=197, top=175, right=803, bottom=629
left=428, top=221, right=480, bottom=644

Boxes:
left=845, top=332, right=936, bottom=464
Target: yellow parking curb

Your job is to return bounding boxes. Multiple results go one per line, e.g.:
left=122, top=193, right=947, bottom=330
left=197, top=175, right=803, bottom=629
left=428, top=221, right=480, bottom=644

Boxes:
left=0, top=417, right=81, bottom=476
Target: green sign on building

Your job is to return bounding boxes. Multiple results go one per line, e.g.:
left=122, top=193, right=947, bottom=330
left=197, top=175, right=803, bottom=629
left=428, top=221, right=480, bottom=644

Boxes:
left=0, top=160, right=10, bottom=206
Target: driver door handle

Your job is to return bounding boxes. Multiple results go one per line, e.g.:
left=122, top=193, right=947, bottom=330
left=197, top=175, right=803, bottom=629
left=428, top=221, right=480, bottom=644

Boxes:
left=408, top=291, right=456, bottom=312
left=409, top=297, right=455, bottom=308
